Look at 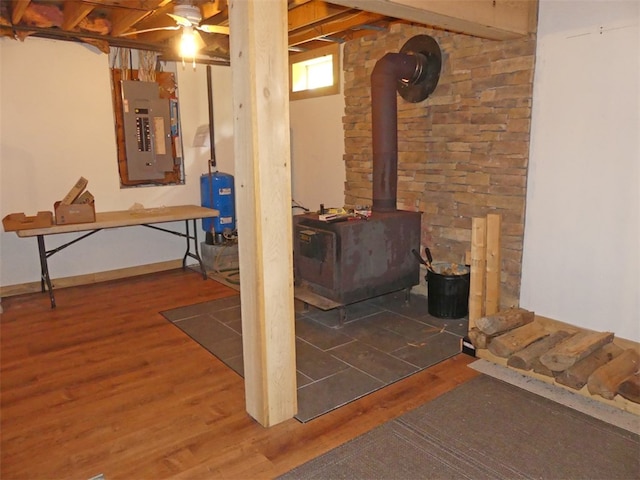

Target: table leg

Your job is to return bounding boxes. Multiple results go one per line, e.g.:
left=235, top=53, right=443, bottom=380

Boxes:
left=37, top=235, right=56, bottom=308
left=183, top=219, right=207, bottom=280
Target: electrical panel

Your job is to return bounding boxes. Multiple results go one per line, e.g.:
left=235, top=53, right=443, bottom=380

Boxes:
left=121, top=80, right=174, bottom=181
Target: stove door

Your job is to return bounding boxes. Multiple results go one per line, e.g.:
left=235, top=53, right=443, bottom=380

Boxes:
left=293, top=224, right=337, bottom=291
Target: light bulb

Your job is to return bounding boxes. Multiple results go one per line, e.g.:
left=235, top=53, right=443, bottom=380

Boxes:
left=179, top=26, right=198, bottom=59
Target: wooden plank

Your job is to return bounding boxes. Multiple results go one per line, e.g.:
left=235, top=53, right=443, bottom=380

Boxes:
left=62, top=0, right=94, bottom=30
left=0, top=259, right=184, bottom=297
left=329, top=0, right=537, bottom=40
left=507, top=330, right=573, bottom=371
left=555, top=343, right=625, bottom=390
left=475, top=307, right=534, bottom=336
left=484, top=213, right=501, bottom=315
left=488, top=322, right=549, bottom=358
left=16, top=205, right=218, bottom=236
left=539, top=331, right=615, bottom=373
left=468, top=217, right=486, bottom=328
left=229, top=0, right=297, bottom=427
left=587, top=349, right=640, bottom=400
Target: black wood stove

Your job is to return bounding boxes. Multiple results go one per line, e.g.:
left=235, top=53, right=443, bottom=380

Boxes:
left=293, top=35, right=442, bottom=318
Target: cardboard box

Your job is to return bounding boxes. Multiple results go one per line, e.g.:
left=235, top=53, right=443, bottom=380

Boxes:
left=60, top=177, right=89, bottom=205
left=54, top=177, right=96, bottom=225
left=54, top=201, right=95, bottom=225
left=3, top=211, right=54, bottom=232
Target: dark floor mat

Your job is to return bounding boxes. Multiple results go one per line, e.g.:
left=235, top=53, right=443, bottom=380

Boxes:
left=279, top=375, right=640, bottom=479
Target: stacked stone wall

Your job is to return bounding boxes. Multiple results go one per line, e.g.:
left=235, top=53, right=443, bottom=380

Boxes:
left=342, top=24, right=536, bottom=306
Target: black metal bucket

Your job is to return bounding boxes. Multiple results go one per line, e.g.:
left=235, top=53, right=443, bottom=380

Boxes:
left=426, top=263, right=470, bottom=319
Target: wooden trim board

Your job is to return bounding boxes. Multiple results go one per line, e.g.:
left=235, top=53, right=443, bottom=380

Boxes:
left=0, top=260, right=184, bottom=298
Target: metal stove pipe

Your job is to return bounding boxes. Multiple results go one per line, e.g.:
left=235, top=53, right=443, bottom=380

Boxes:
left=371, top=53, right=421, bottom=212
left=371, top=35, right=442, bottom=213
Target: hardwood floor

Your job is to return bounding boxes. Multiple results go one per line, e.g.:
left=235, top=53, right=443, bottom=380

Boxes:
left=1, top=269, right=479, bottom=479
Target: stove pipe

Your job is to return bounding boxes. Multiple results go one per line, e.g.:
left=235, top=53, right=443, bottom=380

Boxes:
left=371, top=35, right=442, bottom=213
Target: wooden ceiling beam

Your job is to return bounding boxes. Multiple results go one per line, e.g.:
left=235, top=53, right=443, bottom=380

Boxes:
left=10, top=0, right=31, bottom=24
left=287, top=0, right=350, bottom=31
left=62, top=1, right=95, bottom=30
left=289, top=10, right=387, bottom=46
left=329, top=0, right=537, bottom=39
left=109, top=0, right=169, bottom=37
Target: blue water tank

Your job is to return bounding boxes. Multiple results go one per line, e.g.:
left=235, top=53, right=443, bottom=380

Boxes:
left=200, top=172, right=236, bottom=234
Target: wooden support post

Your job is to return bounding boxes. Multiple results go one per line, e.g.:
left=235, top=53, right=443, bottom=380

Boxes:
left=484, top=213, right=501, bottom=315
left=469, top=217, right=486, bottom=328
left=229, top=0, right=297, bottom=427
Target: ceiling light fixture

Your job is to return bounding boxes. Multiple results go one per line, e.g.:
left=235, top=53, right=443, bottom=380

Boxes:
left=179, top=25, right=198, bottom=68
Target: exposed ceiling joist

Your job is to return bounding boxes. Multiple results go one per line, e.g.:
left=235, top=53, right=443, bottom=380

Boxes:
left=0, top=0, right=537, bottom=62
left=329, top=0, right=537, bottom=40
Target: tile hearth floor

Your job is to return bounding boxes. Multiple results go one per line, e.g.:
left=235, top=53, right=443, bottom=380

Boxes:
left=162, top=290, right=467, bottom=422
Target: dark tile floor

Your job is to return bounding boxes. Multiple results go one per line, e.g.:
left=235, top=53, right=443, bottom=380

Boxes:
left=162, top=290, right=467, bottom=422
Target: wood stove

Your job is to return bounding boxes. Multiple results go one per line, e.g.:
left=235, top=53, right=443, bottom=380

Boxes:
left=294, top=35, right=442, bottom=314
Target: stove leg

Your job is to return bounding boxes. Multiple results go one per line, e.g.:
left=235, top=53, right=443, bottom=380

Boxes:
left=404, top=287, right=411, bottom=304
left=338, top=307, right=347, bottom=328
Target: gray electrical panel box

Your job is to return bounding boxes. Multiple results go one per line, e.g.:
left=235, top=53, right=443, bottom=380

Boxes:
left=121, top=80, right=173, bottom=181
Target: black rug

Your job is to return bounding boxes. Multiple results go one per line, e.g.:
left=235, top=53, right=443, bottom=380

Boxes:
left=161, top=290, right=465, bottom=422
left=279, top=375, right=640, bottom=479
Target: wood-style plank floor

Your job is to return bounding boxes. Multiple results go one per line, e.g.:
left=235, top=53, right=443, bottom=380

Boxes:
left=0, top=269, right=479, bottom=480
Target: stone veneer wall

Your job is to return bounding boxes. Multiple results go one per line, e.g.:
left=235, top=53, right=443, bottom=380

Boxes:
left=342, top=24, right=536, bottom=307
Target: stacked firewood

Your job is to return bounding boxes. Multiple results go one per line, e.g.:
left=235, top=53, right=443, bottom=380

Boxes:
left=468, top=309, right=640, bottom=405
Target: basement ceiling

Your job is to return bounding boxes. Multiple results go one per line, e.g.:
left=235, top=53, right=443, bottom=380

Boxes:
left=0, top=0, right=417, bottom=63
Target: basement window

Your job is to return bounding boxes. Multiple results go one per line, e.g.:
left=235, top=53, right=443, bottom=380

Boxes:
left=290, top=44, right=340, bottom=101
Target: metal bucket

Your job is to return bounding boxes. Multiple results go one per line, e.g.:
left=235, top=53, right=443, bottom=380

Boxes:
left=426, top=263, right=470, bottom=319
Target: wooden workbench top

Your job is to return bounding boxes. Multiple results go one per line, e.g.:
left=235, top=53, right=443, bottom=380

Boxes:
left=16, top=205, right=218, bottom=237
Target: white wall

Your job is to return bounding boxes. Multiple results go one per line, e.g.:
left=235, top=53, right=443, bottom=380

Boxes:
left=0, top=38, right=226, bottom=286
left=290, top=93, right=346, bottom=213
left=521, top=0, right=640, bottom=341
left=0, top=37, right=345, bottom=288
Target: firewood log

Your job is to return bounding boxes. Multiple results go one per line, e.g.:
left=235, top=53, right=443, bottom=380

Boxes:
left=507, top=330, right=572, bottom=371
left=468, top=327, right=491, bottom=350
left=488, top=322, right=548, bottom=358
left=587, top=349, right=640, bottom=400
left=475, top=308, right=535, bottom=336
left=617, top=372, right=640, bottom=404
left=555, top=343, right=624, bottom=390
left=539, top=331, right=615, bottom=372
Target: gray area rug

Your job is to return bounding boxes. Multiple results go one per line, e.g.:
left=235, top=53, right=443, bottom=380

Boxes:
left=161, top=290, right=464, bottom=422
left=279, top=375, right=640, bottom=479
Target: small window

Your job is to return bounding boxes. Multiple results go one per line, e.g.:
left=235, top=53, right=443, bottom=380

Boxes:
left=289, top=44, right=340, bottom=101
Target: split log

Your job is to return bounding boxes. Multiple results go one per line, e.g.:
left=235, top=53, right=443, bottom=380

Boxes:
left=555, top=343, right=624, bottom=390
left=475, top=308, right=535, bottom=336
left=507, top=330, right=572, bottom=371
left=469, top=217, right=487, bottom=327
left=617, top=372, right=640, bottom=404
left=468, top=327, right=491, bottom=350
left=484, top=213, right=501, bottom=316
left=531, top=358, right=556, bottom=377
left=587, top=348, right=640, bottom=400
left=488, top=322, right=549, bottom=358
left=539, top=331, right=615, bottom=372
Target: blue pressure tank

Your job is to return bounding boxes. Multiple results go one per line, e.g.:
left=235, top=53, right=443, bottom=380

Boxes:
left=200, top=172, right=236, bottom=239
